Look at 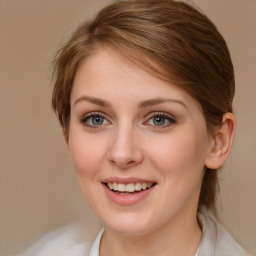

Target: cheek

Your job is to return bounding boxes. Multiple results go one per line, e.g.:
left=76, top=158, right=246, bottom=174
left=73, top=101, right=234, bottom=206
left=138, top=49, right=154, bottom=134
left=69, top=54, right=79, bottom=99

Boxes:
left=67, top=132, right=106, bottom=205
left=146, top=131, right=208, bottom=214
left=148, top=129, right=208, bottom=182
left=68, top=131, right=105, bottom=178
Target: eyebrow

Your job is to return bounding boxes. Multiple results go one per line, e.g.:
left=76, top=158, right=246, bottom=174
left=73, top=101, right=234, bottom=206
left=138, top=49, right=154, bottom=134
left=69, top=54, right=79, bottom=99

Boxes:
left=74, top=95, right=187, bottom=109
left=74, top=96, right=111, bottom=107
left=138, top=98, right=188, bottom=109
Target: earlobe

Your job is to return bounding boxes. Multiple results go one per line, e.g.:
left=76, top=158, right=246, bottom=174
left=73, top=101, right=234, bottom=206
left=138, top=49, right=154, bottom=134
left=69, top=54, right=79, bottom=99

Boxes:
left=205, top=113, right=236, bottom=170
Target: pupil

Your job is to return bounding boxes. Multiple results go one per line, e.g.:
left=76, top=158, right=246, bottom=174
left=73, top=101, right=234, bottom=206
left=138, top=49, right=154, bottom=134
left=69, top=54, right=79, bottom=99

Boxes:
left=92, top=116, right=103, bottom=125
left=154, top=117, right=165, bottom=125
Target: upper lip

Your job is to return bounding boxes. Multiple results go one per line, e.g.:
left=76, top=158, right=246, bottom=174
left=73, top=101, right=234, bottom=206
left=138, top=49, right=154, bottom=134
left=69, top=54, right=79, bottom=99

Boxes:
left=101, top=177, right=156, bottom=184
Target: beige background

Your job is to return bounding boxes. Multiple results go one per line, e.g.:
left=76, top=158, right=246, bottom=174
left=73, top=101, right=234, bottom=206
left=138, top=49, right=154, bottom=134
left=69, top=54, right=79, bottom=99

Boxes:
left=0, top=0, right=255, bottom=255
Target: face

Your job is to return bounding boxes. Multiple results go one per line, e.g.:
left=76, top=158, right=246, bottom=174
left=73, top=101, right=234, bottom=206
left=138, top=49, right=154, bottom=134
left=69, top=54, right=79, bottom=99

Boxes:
left=66, top=47, right=214, bottom=236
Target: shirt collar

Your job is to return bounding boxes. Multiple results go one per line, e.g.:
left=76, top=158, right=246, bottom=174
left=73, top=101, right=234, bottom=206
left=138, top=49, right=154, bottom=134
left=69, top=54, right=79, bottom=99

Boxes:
left=89, top=211, right=212, bottom=256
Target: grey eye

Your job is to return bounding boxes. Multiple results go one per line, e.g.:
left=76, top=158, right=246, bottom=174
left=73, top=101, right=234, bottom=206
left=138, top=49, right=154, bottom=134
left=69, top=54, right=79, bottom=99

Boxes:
left=81, top=113, right=109, bottom=127
left=146, top=113, right=176, bottom=127
left=91, top=116, right=104, bottom=125
left=153, top=116, right=167, bottom=125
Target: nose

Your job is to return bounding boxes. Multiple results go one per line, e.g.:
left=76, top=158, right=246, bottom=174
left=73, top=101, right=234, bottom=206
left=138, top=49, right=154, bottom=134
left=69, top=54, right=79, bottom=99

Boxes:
left=107, top=124, right=144, bottom=169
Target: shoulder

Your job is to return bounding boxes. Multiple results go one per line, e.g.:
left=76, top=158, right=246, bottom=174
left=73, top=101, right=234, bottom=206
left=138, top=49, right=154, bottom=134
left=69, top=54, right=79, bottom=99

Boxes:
left=199, top=207, right=250, bottom=256
left=20, top=223, right=102, bottom=256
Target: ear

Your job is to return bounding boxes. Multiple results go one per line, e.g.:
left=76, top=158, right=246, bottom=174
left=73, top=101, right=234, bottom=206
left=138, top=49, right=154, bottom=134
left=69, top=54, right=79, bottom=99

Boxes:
left=205, top=112, right=236, bottom=169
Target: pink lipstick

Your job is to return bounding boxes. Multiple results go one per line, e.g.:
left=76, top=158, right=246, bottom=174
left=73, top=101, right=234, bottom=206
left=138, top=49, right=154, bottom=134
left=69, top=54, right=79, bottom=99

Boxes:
left=101, top=177, right=156, bottom=206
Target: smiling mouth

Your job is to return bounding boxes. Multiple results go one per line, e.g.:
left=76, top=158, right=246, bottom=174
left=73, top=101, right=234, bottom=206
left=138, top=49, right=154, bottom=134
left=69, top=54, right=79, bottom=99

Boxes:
left=104, top=182, right=156, bottom=195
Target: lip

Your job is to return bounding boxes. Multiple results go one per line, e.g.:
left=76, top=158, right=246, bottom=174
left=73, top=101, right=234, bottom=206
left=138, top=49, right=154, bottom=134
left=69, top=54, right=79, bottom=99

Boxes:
left=101, top=177, right=157, bottom=206
left=101, top=176, right=156, bottom=184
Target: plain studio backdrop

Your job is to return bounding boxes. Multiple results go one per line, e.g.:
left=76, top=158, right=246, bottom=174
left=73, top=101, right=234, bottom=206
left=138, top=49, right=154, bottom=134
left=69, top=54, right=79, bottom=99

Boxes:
left=0, top=0, right=255, bottom=255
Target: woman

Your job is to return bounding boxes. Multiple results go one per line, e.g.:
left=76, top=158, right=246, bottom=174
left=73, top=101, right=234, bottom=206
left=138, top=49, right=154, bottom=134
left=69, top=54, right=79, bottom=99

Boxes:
left=23, top=0, right=249, bottom=255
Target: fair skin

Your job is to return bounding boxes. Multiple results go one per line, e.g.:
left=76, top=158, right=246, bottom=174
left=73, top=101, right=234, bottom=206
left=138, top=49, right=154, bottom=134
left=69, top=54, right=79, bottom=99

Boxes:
left=65, top=47, right=235, bottom=256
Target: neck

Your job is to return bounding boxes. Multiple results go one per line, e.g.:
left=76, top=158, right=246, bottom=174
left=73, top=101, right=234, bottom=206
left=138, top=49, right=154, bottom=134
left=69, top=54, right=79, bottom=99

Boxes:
left=100, top=209, right=202, bottom=256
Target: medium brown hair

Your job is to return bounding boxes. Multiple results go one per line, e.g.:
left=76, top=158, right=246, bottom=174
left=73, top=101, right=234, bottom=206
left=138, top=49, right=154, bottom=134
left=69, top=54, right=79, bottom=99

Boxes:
left=52, top=0, right=235, bottom=210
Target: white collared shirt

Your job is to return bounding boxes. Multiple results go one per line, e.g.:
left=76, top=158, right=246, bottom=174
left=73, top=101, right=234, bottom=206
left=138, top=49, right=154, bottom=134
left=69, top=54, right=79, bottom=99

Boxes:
left=22, top=208, right=249, bottom=256
left=88, top=228, right=201, bottom=256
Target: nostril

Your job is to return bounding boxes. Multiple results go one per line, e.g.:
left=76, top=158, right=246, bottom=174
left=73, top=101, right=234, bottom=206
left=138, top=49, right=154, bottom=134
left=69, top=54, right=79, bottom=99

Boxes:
left=127, top=160, right=137, bottom=166
left=107, top=145, right=144, bottom=168
left=109, top=159, right=135, bottom=166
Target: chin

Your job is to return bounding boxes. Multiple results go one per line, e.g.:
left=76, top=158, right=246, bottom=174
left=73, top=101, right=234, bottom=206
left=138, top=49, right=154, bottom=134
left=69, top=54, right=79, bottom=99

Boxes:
left=102, top=211, right=157, bottom=236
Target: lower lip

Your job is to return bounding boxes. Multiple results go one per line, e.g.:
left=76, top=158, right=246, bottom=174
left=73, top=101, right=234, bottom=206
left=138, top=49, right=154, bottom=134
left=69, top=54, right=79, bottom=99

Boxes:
left=102, top=184, right=155, bottom=206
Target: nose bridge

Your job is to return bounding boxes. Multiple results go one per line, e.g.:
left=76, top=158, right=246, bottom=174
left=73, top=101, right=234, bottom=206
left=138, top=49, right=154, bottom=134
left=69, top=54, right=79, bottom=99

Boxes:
left=108, top=120, right=143, bottom=168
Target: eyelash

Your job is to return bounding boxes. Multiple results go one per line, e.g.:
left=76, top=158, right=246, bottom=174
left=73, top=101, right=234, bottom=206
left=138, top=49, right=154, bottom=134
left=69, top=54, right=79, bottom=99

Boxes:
left=80, top=111, right=176, bottom=128
left=80, top=112, right=109, bottom=128
left=146, top=112, right=176, bottom=127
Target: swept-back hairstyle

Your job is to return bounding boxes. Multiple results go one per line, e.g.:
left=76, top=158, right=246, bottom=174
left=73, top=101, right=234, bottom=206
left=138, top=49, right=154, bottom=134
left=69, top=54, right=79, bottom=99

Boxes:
left=52, top=0, right=235, bottom=210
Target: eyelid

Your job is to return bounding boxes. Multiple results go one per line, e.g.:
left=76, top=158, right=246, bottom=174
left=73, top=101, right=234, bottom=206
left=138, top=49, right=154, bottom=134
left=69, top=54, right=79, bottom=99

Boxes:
left=152, top=111, right=175, bottom=119
left=79, top=111, right=176, bottom=128
left=147, top=111, right=176, bottom=120
left=80, top=111, right=111, bottom=127
left=144, top=111, right=176, bottom=127
left=81, top=111, right=106, bottom=120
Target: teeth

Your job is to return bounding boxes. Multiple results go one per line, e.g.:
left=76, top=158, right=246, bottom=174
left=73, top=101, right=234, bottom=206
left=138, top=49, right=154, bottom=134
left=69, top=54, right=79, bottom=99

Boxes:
left=106, top=182, right=154, bottom=193
left=135, top=183, right=142, bottom=191
left=117, top=184, right=126, bottom=192
left=113, top=183, right=118, bottom=190
left=108, top=183, right=114, bottom=190
left=126, top=183, right=135, bottom=192
left=142, top=183, right=147, bottom=190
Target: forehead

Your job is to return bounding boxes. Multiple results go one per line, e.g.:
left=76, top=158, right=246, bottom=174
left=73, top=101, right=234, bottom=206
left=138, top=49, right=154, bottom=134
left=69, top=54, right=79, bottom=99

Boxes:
left=74, top=48, right=168, bottom=93
left=71, top=47, right=202, bottom=112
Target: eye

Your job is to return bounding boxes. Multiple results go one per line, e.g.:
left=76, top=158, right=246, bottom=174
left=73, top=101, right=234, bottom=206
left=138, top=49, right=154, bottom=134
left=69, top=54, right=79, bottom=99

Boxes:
left=80, top=112, right=110, bottom=127
left=146, top=112, right=176, bottom=127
